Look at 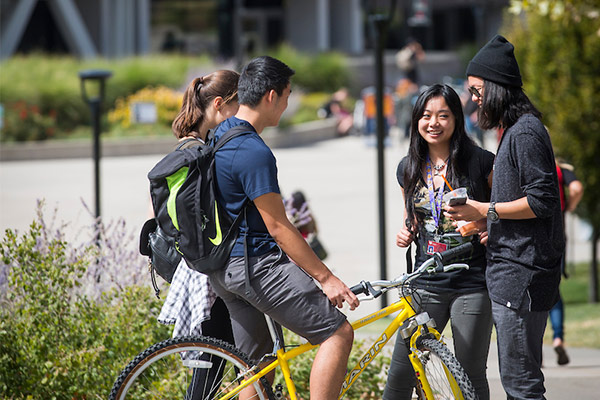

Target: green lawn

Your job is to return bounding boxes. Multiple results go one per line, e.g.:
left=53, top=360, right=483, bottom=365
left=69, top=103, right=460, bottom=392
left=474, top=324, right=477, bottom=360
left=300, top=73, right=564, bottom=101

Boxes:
left=543, top=261, right=600, bottom=348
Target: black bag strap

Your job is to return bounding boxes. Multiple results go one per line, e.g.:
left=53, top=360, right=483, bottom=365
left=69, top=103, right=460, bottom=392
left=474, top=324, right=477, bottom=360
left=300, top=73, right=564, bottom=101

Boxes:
left=175, top=137, right=202, bottom=150
left=243, top=207, right=252, bottom=296
left=213, top=124, right=256, bottom=152
left=405, top=218, right=415, bottom=274
left=212, top=124, right=254, bottom=292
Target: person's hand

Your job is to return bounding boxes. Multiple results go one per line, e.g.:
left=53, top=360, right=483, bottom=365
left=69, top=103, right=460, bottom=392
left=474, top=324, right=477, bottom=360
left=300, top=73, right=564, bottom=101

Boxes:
left=320, top=274, right=360, bottom=310
left=396, top=225, right=414, bottom=247
left=444, top=199, right=487, bottom=222
left=478, top=230, right=489, bottom=246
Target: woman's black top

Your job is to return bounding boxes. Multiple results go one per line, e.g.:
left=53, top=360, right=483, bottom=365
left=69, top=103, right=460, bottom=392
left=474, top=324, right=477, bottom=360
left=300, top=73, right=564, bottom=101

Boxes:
left=397, top=144, right=495, bottom=293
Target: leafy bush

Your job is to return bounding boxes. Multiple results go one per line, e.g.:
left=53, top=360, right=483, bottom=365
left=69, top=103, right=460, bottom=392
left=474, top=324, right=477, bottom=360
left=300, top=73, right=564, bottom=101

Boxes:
left=109, top=86, right=184, bottom=129
left=269, top=44, right=351, bottom=93
left=284, top=92, right=331, bottom=126
left=0, top=202, right=170, bottom=398
left=274, top=329, right=389, bottom=399
left=1, top=101, right=57, bottom=141
left=0, top=50, right=351, bottom=142
left=0, top=201, right=390, bottom=398
left=0, top=54, right=205, bottom=142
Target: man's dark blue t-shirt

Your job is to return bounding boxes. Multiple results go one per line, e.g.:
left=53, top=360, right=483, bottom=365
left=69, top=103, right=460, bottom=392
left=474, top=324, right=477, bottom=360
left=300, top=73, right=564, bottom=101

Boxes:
left=213, top=116, right=280, bottom=257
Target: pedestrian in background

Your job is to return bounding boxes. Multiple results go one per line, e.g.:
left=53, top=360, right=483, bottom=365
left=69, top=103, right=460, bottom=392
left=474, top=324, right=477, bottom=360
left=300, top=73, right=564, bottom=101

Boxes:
left=446, top=35, right=564, bottom=400
left=550, top=157, right=584, bottom=366
left=396, top=38, right=425, bottom=85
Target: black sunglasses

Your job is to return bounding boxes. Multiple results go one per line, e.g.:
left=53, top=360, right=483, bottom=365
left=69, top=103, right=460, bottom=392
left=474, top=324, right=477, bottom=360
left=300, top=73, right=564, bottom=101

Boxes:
left=468, top=86, right=482, bottom=99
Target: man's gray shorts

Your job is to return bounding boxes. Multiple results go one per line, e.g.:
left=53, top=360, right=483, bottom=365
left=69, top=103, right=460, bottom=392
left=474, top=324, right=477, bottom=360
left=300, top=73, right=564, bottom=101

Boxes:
left=207, top=248, right=347, bottom=361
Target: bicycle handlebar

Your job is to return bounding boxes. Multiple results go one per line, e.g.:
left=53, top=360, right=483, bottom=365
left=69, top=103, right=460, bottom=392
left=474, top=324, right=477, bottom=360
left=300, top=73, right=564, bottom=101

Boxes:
left=350, top=242, right=473, bottom=298
left=438, top=242, right=473, bottom=263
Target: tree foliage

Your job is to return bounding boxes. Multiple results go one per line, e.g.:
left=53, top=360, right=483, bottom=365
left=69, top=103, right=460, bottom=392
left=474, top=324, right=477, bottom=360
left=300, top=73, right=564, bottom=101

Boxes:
left=504, top=0, right=600, bottom=232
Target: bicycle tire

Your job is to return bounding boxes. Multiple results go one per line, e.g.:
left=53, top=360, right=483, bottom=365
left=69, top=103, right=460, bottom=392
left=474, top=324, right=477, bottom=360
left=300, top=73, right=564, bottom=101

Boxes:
left=109, top=335, right=274, bottom=400
left=415, top=337, right=477, bottom=400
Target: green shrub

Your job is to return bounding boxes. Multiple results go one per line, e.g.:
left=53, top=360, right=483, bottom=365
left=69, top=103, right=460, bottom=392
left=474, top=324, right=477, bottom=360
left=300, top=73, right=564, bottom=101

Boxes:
left=0, top=54, right=206, bottom=142
left=109, top=86, right=183, bottom=129
left=269, top=44, right=351, bottom=93
left=0, top=50, right=351, bottom=142
left=0, top=201, right=389, bottom=397
left=284, top=92, right=331, bottom=126
left=0, top=203, right=170, bottom=398
left=1, top=101, right=57, bottom=141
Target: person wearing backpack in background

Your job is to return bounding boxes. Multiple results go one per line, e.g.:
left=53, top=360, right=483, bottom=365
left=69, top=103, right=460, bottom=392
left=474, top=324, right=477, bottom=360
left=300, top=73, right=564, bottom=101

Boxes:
left=548, top=157, right=584, bottom=366
left=207, top=55, right=359, bottom=400
left=155, top=70, right=240, bottom=399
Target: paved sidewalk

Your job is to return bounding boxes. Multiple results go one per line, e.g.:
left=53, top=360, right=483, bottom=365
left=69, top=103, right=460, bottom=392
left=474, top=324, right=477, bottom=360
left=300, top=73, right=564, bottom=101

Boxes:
left=1, top=131, right=598, bottom=399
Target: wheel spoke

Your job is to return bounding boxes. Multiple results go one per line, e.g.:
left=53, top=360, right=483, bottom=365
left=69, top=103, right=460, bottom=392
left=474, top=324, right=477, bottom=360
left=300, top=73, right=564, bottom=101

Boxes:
left=109, top=336, right=272, bottom=400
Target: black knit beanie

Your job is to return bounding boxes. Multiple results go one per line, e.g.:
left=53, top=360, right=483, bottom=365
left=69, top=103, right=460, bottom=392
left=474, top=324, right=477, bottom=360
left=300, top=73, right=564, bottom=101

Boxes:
left=466, top=35, right=522, bottom=87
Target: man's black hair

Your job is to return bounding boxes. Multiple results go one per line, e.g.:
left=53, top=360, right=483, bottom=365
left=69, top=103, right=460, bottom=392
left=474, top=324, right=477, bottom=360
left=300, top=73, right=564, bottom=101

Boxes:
left=238, top=56, right=295, bottom=107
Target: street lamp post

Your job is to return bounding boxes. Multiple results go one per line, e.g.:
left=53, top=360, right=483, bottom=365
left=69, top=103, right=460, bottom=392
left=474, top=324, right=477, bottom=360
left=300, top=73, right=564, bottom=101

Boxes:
left=366, top=0, right=396, bottom=309
left=78, top=69, right=112, bottom=222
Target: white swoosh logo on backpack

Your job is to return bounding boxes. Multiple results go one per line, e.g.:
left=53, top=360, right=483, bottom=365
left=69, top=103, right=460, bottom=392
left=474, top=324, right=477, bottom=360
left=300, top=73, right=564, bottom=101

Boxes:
left=209, top=201, right=222, bottom=246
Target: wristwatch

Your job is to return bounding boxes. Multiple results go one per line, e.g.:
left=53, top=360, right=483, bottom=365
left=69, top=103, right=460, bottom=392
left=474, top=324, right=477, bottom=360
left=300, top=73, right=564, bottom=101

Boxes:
left=487, top=202, right=499, bottom=222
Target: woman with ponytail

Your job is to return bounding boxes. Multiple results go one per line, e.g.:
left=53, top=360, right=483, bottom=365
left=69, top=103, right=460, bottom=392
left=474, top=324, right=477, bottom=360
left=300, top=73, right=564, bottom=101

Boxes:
left=171, top=70, right=240, bottom=142
left=157, top=70, right=239, bottom=399
left=383, top=84, right=494, bottom=400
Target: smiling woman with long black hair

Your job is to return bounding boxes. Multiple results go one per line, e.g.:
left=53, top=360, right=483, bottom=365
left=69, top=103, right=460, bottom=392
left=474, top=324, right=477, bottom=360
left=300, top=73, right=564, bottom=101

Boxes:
left=384, top=83, right=494, bottom=400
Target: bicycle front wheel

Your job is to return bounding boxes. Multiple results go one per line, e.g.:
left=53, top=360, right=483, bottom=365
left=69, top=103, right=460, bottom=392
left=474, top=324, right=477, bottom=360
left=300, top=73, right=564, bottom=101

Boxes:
left=109, top=336, right=273, bottom=400
left=414, top=337, right=477, bottom=400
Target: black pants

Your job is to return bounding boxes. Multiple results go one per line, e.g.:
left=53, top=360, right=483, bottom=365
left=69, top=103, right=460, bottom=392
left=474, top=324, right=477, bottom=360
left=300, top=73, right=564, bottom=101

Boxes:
left=186, top=297, right=234, bottom=400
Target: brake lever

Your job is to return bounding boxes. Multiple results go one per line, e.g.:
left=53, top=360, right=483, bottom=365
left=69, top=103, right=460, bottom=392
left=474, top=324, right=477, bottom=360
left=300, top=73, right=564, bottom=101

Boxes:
left=365, top=281, right=383, bottom=298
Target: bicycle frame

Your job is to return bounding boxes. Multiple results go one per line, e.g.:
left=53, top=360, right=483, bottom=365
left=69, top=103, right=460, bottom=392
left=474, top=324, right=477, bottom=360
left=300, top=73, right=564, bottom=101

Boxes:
left=217, top=242, right=473, bottom=400
left=217, top=294, right=426, bottom=400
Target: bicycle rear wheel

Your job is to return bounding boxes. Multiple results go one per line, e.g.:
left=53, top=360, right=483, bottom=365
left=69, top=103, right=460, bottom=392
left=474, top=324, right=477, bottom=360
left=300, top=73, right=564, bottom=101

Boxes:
left=109, top=336, right=273, bottom=400
left=414, top=337, right=477, bottom=400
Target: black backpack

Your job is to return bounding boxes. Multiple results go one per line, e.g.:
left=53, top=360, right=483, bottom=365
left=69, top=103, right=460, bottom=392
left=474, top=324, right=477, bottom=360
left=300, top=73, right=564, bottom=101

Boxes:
left=140, top=125, right=252, bottom=295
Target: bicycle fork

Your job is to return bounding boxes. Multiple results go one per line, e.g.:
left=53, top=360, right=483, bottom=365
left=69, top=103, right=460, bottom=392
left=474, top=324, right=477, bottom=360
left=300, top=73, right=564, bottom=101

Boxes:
left=403, top=313, right=463, bottom=400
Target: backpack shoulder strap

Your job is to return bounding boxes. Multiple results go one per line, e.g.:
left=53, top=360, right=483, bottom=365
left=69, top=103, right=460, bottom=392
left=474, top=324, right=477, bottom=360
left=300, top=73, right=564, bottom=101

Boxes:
left=176, top=137, right=202, bottom=150
left=213, top=125, right=256, bottom=152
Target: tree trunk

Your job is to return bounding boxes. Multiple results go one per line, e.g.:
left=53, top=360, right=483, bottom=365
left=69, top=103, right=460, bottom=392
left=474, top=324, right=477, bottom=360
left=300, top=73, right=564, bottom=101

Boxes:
left=590, top=227, right=599, bottom=303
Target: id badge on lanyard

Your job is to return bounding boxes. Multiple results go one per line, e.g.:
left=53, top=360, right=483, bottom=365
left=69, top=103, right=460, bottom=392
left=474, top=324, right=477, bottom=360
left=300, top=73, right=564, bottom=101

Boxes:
left=426, top=240, right=447, bottom=255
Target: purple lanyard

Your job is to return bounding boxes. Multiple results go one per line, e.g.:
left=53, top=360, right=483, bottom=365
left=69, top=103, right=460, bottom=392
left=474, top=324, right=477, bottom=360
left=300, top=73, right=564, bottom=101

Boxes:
left=426, top=155, right=445, bottom=228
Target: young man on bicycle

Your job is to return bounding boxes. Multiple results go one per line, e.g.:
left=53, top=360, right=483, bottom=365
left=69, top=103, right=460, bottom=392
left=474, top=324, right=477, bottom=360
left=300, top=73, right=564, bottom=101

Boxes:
left=207, top=55, right=359, bottom=400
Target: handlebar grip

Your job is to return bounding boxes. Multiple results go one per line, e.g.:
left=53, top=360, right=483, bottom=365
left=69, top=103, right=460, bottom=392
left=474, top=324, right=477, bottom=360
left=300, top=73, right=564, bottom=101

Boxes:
left=438, top=242, right=473, bottom=263
left=350, top=281, right=368, bottom=296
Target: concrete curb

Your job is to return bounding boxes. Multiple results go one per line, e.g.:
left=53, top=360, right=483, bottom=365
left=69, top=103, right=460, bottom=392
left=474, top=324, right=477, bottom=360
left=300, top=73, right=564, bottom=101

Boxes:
left=0, top=118, right=338, bottom=162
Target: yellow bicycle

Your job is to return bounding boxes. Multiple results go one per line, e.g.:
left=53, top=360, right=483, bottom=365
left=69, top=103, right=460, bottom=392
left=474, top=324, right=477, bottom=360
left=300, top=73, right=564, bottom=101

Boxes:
left=110, top=242, right=477, bottom=400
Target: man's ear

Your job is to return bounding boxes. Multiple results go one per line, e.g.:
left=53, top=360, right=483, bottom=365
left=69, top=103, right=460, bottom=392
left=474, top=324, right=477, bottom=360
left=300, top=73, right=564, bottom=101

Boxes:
left=265, top=89, right=276, bottom=104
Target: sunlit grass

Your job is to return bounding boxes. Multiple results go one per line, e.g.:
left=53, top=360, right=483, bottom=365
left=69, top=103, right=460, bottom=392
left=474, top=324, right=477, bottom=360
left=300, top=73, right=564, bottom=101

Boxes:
left=544, top=261, right=600, bottom=348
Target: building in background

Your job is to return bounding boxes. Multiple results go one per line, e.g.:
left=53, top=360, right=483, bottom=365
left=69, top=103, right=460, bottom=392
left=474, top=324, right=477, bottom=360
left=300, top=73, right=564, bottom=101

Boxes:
left=1, top=0, right=508, bottom=61
left=0, top=0, right=150, bottom=59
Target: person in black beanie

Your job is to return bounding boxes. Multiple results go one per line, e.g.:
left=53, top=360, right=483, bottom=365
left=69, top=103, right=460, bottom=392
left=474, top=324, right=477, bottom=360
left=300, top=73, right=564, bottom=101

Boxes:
left=444, top=34, right=564, bottom=400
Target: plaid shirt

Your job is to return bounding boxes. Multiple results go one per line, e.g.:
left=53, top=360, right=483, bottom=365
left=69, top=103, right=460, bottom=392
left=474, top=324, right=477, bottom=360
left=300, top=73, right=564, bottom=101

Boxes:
left=158, top=259, right=217, bottom=338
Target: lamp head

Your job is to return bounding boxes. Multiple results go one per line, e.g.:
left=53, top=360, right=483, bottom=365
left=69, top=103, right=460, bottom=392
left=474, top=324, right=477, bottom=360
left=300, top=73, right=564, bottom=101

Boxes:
left=79, top=69, right=112, bottom=103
